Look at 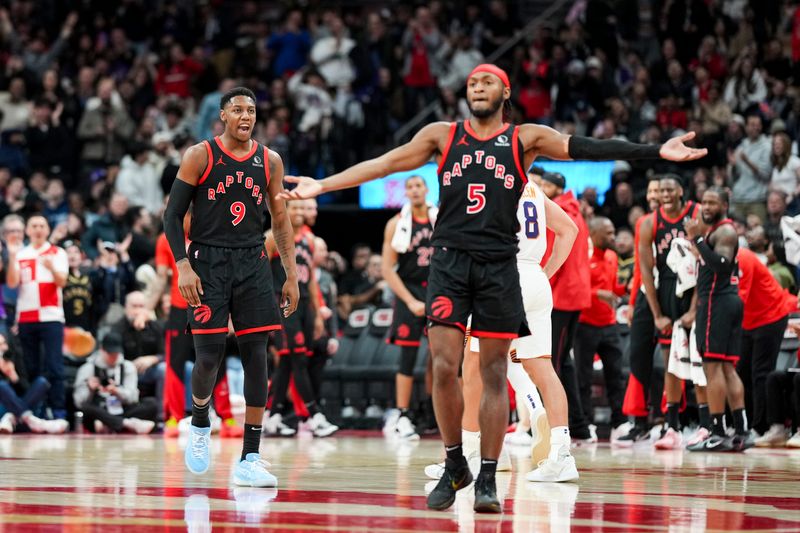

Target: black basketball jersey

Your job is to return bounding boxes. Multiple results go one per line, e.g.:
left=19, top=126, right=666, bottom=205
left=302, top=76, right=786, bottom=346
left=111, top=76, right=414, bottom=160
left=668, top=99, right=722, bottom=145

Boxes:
left=396, top=213, right=434, bottom=286
left=190, top=137, right=270, bottom=248
left=271, top=232, right=314, bottom=298
left=653, top=201, right=698, bottom=278
left=433, top=121, right=527, bottom=261
left=696, top=218, right=739, bottom=300
left=63, top=271, right=93, bottom=331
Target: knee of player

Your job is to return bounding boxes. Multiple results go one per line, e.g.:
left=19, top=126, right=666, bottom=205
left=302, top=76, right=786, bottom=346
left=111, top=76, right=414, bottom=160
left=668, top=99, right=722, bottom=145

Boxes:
left=479, top=356, right=509, bottom=386
left=431, top=354, right=459, bottom=377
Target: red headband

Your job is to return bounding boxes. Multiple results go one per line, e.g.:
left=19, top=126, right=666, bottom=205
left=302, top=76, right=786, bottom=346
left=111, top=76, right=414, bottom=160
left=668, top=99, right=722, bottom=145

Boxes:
left=468, top=64, right=510, bottom=88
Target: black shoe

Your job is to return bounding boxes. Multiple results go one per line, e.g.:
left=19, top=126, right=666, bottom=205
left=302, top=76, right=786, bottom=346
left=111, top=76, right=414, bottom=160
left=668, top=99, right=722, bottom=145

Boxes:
left=426, top=458, right=473, bottom=510
left=730, top=433, right=754, bottom=452
left=614, top=425, right=650, bottom=447
left=473, top=474, right=501, bottom=513
left=687, top=433, right=733, bottom=452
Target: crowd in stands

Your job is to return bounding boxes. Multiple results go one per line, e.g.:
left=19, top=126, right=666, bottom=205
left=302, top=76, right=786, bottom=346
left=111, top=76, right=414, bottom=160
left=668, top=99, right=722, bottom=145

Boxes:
left=0, top=0, right=799, bottom=441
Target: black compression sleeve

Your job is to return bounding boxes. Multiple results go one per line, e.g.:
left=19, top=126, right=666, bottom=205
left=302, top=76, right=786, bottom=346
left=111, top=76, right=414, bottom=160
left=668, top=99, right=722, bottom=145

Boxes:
left=693, top=236, right=735, bottom=275
left=568, top=136, right=661, bottom=161
left=163, top=179, right=194, bottom=262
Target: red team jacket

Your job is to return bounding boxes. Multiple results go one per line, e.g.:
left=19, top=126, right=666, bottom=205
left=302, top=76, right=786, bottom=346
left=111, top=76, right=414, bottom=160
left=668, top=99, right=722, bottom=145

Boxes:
left=544, top=191, right=591, bottom=312
left=737, top=248, right=797, bottom=331
left=580, top=246, right=627, bottom=327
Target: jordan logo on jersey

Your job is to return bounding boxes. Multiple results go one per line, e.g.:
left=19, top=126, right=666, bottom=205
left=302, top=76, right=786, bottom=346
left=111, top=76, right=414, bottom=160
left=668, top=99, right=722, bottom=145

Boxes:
left=457, top=134, right=469, bottom=146
left=442, top=151, right=515, bottom=189
left=216, top=155, right=226, bottom=166
left=206, top=171, right=263, bottom=205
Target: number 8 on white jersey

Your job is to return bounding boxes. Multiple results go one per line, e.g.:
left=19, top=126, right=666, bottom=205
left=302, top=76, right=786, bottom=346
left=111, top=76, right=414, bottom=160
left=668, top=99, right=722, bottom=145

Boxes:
left=516, top=181, right=547, bottom=264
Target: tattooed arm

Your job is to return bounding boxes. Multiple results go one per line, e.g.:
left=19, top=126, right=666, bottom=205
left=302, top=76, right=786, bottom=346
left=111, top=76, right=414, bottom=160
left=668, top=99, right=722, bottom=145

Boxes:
left=266, top=150, right=299, bottom=316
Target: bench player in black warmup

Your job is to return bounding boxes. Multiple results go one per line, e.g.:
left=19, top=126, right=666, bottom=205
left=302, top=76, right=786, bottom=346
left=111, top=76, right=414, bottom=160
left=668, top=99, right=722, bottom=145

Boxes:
left=265, top=199, right=338, bottom=438
left=381, top=175, right=435, bottom=440
left=625, top=175, right=707, bottom=450
left=163, top=87, right=298, bottom=487
left=684, top=188, right=751, bottom=451
left=279, top=64, right=705, bottom=512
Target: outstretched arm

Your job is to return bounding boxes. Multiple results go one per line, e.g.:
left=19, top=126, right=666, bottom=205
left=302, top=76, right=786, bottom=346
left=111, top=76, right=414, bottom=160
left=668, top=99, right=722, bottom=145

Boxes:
left=542, top=197, right=578, bottom=279
left=519, top=123, right=707, bottom=163
left=277, top=122, right=450, bottom=200
left=266, top=150, right=299, bottom=317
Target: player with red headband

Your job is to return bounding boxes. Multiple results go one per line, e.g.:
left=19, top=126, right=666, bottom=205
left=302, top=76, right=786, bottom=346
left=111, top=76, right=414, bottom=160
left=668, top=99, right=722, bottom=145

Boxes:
left=280, top=64, right=705, bottom=513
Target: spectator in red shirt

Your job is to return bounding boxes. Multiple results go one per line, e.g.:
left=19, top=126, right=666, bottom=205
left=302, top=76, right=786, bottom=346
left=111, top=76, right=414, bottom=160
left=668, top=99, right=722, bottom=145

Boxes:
left=541, top=172, right=594, bottom=442
left=574, top=216, right=629, bottom=441
left=736, top=247, right=798, bottom=437
left=154, top=43, right=203, bottom=99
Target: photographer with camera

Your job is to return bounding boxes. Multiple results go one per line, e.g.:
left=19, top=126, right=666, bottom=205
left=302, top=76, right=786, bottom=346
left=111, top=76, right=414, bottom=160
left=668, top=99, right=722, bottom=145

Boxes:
left=72, top=332, right=156, bottom=434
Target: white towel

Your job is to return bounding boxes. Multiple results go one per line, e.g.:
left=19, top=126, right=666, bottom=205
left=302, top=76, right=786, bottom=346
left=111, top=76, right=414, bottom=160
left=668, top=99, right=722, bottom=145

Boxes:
left=689, top=322, right=706, bottom=387
left=782, top=215, right=800, bottom=266
left=391, top=203, right=438, bottom=253
left=668, top=322, right=692, bottom=381
left=666, top=237, right=698, bottom=297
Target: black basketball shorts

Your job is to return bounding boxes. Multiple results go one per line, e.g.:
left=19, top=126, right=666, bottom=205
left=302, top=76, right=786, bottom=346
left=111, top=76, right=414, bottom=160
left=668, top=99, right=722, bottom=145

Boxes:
left=389, top=283, right=427, bottom=347
left=656, top=276, right=693, bottom=346
left=426, top=247, right=528, bottom=338
left=187, top=242, right=281, bottom=338
left=695, top=293, right=743, bottom=364
left=274, top=297, right=315, bottom=356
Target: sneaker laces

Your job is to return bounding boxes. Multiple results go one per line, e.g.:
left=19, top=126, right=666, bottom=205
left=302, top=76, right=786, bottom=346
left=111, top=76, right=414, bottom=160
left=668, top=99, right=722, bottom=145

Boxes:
left=191, top=431, right=210, bottom=459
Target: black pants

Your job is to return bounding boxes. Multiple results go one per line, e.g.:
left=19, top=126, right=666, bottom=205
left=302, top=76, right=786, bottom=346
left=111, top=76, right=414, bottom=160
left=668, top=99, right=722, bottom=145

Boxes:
left=624, top=294, right=661, bottom=419
left=80, top=397, right=159, bottom=433
left=765, top=370, right=800, bottom=429
left=551, top=309, right=591, bottom=437
left=738, top=316, right=789, bottom=434
left=574, top=322, right=628, bottom=428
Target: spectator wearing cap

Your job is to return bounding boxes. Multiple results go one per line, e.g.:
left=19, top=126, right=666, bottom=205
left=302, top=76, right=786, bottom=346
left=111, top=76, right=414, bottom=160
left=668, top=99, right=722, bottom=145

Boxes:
left=115, top=142, right=163, bottom=215
left=5, top=215, right=68, bottom=421
left=539, top=172, right=594, bottom=441
left=0, top=332, right=68, bottom=434
left=63, top=240, right=94, bottom=333
left=72, top=331, right=156, bottom=434
left=730, top=113, right=771, bottom=221
left=90, top=237, right=135, bottom=321
left=82, top=193, right=131, bottom=259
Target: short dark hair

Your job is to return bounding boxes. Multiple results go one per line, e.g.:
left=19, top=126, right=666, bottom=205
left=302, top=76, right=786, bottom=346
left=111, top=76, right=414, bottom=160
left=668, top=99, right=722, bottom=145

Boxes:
left=528, top=165, right=546, bottom=176
left=220, top=87, right=256, bottom=109
left=659, top=173, right=683, bottom=188
left=705, top=186, right=729, bottom=205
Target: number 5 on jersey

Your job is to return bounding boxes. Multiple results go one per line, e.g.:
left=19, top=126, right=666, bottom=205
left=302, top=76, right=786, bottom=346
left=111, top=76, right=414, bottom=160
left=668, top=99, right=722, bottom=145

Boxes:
left=467, top=184, right=486, bottom=214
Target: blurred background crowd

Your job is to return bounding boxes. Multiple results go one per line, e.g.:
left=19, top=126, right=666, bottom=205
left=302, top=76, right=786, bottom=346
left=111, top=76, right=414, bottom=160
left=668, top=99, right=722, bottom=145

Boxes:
left=0, top=0, right=799, bottom=440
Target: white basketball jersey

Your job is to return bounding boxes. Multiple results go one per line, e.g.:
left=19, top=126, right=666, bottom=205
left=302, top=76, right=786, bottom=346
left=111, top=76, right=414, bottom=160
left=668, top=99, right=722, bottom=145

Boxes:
left=516, top=181, right=547, bottom=264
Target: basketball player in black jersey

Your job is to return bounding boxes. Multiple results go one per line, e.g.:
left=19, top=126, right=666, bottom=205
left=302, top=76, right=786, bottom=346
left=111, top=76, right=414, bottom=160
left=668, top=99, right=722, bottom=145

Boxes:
left=279, top=64, right=705, bottom=512
left=685, top=188, right=750, bottom=452
left=382, top=175, right=435, bottom=440
left=265, top=199, right=338, bottom=438
left=636, top=175, right=708, bottom=450
left=163, top=87, right=298, bottom=487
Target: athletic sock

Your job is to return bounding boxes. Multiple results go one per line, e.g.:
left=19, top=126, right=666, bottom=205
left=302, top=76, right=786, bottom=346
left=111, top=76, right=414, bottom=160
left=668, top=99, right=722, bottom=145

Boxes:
left=666, top=403, right=680, bottom=431
left=445, top=443, right=464, bottom=463
left=711, top=413, right=726, bottom=437
left=399, top=408, right=410, bottom=419
left=634, top=416, right=648, bottom=429
left=732, top=408, right=748, bottom=435
left=191, top=400, right=211, bottom=428
left=241, top=424, right=261, bottom=461
left=479, top=458, right=498, bottom=478
left=549, top=426, right=570, bottom=460
left=698, top=404, right=711, bottom=430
